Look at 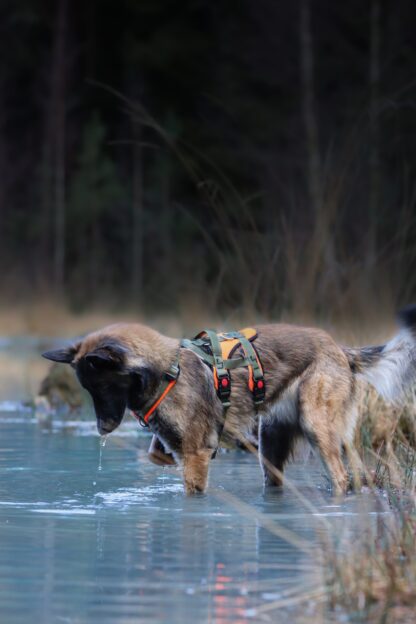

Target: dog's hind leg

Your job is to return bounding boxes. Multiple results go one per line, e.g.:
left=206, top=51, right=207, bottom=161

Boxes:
left=299, top=372, right=350, bottom=494
left=259, top=418, right=299, bottom=486
left=307, top=425, right=347, bottom=494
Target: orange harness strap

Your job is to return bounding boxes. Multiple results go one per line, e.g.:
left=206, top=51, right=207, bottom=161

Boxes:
left=132, top=355, right=180, bottom=428
left=142, top=379, right=177, bottom=424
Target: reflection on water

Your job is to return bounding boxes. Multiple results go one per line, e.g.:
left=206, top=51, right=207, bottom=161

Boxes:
left=0, top=338, right=386, bottom=623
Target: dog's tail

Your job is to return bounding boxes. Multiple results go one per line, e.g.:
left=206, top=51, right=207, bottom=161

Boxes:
left=343, top=305, right=416, bottom=402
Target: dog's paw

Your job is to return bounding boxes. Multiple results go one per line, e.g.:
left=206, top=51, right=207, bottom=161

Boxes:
left=184, top=480, right=206, bottom=495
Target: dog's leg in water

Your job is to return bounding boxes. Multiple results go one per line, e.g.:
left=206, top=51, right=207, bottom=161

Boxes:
left=182, top=449, right=212, bottom=494
left=309, top=427, right=348, bottom=494
left=300, top=376, right=349, bottom=495
left=299, top=370, right=353, bottom=494
left=259, top=419, right=298, bottom=486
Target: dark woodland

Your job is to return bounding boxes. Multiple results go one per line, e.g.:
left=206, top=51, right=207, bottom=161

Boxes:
left=2, top=0, right=416, bottom=319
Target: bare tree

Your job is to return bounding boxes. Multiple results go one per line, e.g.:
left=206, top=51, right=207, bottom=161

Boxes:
left=131, top=119, right=144, bottom=302
left=369, top=0, right=381, bottom=266
left=0, top=75, right=6, bottom=236
left=160, top=149, right=173, bottom=283
left=299, top=0, right=331, bottom=307
left=300, top=0, right=322, bottom=220
left=50, top=0, right=68, bottom=296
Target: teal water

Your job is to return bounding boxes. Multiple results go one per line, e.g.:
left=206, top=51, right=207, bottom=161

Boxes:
left=0, top=340, right=384, bottom=624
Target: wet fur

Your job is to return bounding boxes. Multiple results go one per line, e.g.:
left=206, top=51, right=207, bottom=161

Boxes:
left=43, top=308, right=416, bottom=495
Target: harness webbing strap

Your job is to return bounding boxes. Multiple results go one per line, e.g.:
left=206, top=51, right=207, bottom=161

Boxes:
left=142, top=379, right=176, bottom=424
left=238, top=336, right=265, bottom=404
left=204, top=329, right=231, bottom=406
left=132, top=354, right=180, bottom=427
left=180, top=339, right=247, bottom=370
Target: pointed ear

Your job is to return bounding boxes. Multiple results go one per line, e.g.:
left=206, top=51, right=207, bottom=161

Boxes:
left=85, top=343, right=128, bottom=370
left=85, top=351, right=118, bottom=370
left=42, top=343, right=80, bottom=364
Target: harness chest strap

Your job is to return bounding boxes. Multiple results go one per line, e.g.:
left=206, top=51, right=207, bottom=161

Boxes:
left=132, top=357, right=180, bottom=426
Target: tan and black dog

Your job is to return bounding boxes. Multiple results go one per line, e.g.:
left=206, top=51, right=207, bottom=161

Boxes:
left=42, top=306, right=416, bottom=494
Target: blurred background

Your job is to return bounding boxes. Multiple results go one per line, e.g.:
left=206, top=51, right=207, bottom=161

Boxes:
left=1, top=0, right=416, bottom=336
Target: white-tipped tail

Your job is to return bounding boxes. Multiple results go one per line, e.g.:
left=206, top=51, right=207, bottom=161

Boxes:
left=344, top=305, right=416, bottom=403
left=359, top=329, right=416, bottom=401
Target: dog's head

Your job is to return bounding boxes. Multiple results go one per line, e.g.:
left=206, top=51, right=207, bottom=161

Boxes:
left=42, top=325, right=163, bottom=435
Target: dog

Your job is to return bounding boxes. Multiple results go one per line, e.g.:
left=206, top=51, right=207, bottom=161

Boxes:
left=42, top=306, right=416, bottom=494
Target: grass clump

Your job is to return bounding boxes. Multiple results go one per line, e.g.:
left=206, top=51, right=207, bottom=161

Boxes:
left=326, top=389, right=416, bottom=623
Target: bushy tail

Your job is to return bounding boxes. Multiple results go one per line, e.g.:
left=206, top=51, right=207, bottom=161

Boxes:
left=343, top=305, right=416, bottom=402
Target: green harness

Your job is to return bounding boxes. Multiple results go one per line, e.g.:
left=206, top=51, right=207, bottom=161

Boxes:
left=133, top=328, right=266, bottom=456
left=181, top=329, right=266, bottom=455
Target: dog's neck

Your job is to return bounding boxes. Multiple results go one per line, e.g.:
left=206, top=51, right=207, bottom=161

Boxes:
left=129, top=334, right=180, bottom=374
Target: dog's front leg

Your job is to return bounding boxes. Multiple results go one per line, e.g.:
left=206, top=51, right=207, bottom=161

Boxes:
left=182, top=449, right=212, bottom=495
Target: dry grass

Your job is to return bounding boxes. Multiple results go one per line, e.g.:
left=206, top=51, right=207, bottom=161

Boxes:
left=326, top=510, right=416, bottom=623
left=324, top=390, right=416, bottom=624
left=0, top=298, right=222, bottom=338
left=0, top=292, right=403, bottom=347
left=355, top=386, right=416, bottom=454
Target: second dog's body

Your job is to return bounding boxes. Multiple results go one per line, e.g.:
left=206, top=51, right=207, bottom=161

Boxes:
left=43, top=307, right=416, bottom=494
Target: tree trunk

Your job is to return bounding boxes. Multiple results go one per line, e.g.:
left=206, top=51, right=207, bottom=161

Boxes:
left=0, top=76, right=6, bottom=240
left=160, top=150, right=173, bottom=285
left=300, top=0, right=322, bottom=220
left=368, top=0, right=381, bottom=267
left=131, top=120, right=144, bottom=304
left=51, top=0, right=68, bottom=296
left=300, top=0, right=334, bottom=309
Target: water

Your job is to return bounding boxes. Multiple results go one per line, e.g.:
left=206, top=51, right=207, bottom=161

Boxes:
left=0, top=338, right=385, bottom=623
left=98, top=436, right=107, bottom=472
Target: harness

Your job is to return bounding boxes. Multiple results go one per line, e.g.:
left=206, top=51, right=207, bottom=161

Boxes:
left=132, top=328, right=265, bottom=454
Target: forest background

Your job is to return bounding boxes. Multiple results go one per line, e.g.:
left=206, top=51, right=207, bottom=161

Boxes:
left=1, top=0, right=415, bottom=334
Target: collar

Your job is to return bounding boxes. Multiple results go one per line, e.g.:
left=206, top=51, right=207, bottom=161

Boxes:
left=131, top=354, right=180, bottom=427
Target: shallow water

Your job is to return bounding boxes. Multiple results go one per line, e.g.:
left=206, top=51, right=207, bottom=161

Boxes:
left=0, top=339, right=385, bottom=623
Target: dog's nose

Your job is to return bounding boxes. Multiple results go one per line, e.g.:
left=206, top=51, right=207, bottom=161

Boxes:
left=97, top=419, right=117, bottom=435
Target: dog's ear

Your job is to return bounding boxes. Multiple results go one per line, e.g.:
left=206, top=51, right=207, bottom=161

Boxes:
left=85, top=350, right=122, bottom=371
left=42, top=343, right=80, bottom=364
left=85, top=342, right=128, bottom=371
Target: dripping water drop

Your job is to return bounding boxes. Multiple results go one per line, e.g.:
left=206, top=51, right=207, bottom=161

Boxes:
left=98, top=435, right=107, bottom=472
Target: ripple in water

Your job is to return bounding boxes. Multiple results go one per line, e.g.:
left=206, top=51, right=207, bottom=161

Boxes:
left=95, top=482, right=184, bottom=507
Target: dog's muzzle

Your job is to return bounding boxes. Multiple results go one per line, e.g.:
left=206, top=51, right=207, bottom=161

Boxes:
left=97, top=418, right=120, bottom=435
left=92, top=394, right=126, bottom=435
